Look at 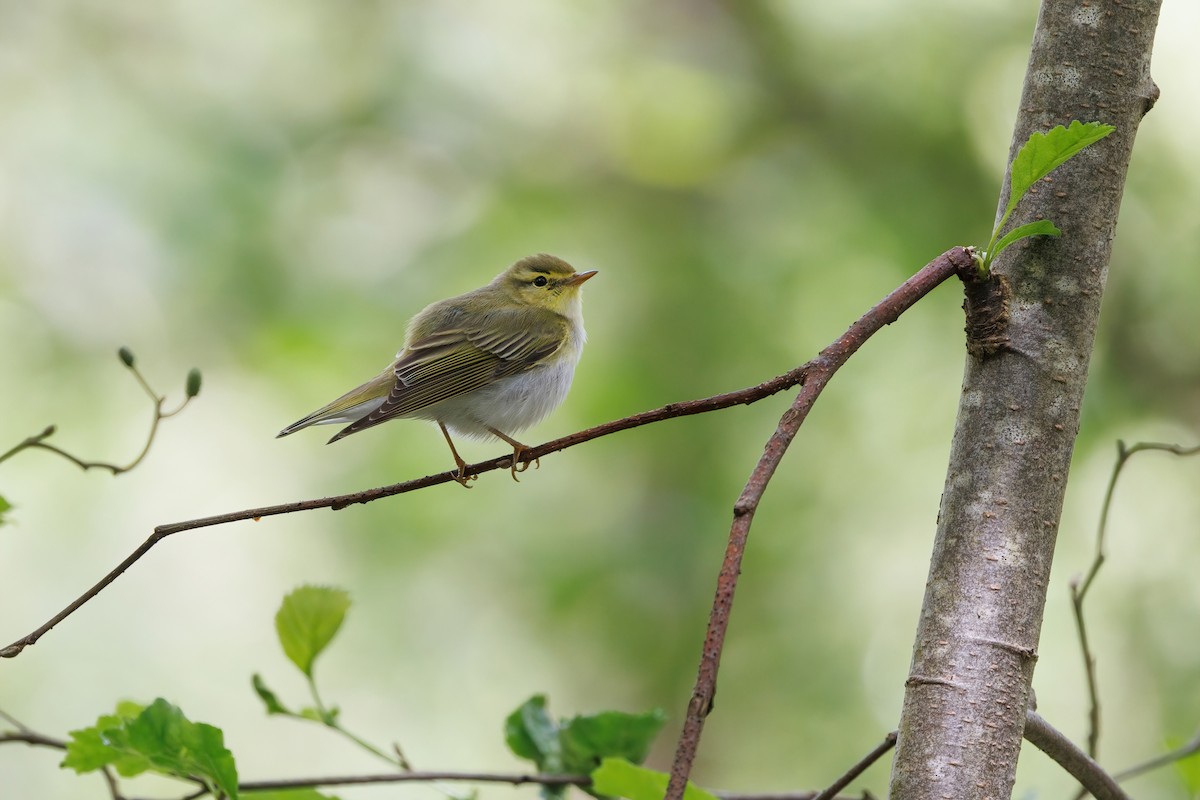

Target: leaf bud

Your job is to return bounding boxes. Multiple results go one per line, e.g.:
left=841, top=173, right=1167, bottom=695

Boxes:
left=185, top=368, right=202, bottom=398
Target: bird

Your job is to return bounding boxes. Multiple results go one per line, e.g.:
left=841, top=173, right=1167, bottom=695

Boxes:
left=277, top=253, right=597, bottom=486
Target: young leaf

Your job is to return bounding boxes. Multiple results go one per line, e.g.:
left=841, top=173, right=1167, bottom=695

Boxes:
left=61, top=698, right=239, bottom=800
left=62, top=709, right=152, bottom=776
left=0, top=494, right=11, bottom=527
left=123, top=699, right=239, bottom=799
left=244, top=790, right=343, bottom=800
left=297, top=705, right=339, bottom=725
left=590, top=758, right=718, bottom=800
left=275, top=586, right=351, bottom=678
left=990, top=220, right=1062, bottom=259
left=504, top=695, right=562, bottom=772
left=1005, top=120, right=1115, bottom=220
left=560, top=709, right=667, bottom=773
left=252, top=673, right=294, bottom=716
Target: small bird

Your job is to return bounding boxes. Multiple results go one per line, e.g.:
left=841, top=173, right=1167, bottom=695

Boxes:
left=278, top=254, right=597, bottom=486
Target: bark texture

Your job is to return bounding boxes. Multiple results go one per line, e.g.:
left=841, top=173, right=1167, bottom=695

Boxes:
left=890, top=2, right=1161, bottom=798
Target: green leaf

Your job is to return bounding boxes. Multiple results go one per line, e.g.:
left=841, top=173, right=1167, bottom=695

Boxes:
left=1005, top=121, right=1115, bottom=220
left=61, top=699, right=238, bottom=800
left=62, top=702, right=148, bottom=774
left=275, top=586, right=351, bottom=678
left=1168, top=735, right=1200, bottom=793
left=990, top=220, right=1062, bottom=259
left=245, top=791, right=342, bottom=800
left=0, top=494, right=11, bottom=527
left=590, top=758, right=718, bottom=800
left=252, top=673, right=293, bottom=716
left=504, top=695, right=562, bottom=771
left=63, top=713, right=151, bottom=776
left=560, top=710, right=667, bottom=773
left=124, top=699, right=239, bottom=799
left=114, top=700, right=146, bottom=718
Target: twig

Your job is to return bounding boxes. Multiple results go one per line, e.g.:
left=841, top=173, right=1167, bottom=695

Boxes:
left=0, top=351, right=198, bottom=475
left=1022, top=711, right=1129, bottom=800
left=237, top=771, right=588, bottom=792
left=0, top=729, right=69, bottom=749
left=1114, top=727, right=1200, bottom=782
left=0, top=719, right=126, bottom=800
left=811, top=732, right=897, bottom=800
left=0, top=371, right=795, bottom=657
left=663, top=246, right=980, bottom=800
left=1069, top=440, right=1200, bottom=770
left=1, top=249, right=978, bottom=660
left=231, top=771, right=870, bottom=799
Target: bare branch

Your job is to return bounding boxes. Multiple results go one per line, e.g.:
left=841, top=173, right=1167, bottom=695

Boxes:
left=1069, top=440, right=1200, bottom=770
left=812, top=731, right=897, bottom=800
left=0, top=352, right=197, bottom=476
left=1114, top=727, right=1200, bottom=782
left=664, top=247, right=979, bottom=799
left=0, top=730, right=68, bottom=749
left=0, top=249, right=977, bottom=660
left=1022, top=711, right=1129, bottom=800
left=238, top=771, right=587, bottom=792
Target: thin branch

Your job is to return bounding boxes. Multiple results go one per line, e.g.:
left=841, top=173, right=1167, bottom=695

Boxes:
left=0, top=729, right=68, bottom=749
left=663, top=246, right=980, bottom=800
left=1, top=248, right=977, bottom=660
left=238, top=771, right=589, bottom=792
left=811, top=731, right=896, bottom=800
left=1114, top=727, right=1200, bottom=782
left=1022, top=711, right=1129, bottom=800
left=0, top=353, right=198, bottom=476
left=1069, top=441, right=1200, bottom=770
left=236, top=771, right=868, bottom=799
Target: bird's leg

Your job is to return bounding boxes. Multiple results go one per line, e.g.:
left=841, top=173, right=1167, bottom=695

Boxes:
left=487, top=427, right=537, bottom=481
left=438, top=422, right=476, bottom=488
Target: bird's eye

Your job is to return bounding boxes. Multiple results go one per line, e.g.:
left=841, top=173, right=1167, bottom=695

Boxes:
left=533, top=276, right=549, bottom=287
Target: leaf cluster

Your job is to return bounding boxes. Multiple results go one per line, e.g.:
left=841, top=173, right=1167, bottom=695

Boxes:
left=978, top=121, right=1115, bottom=273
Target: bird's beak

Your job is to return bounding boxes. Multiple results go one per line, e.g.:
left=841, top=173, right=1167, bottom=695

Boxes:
left=567, top=270, right=598, bottom=286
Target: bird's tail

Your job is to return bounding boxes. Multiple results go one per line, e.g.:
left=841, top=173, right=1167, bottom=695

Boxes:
left=276, top=366, right=394, bottom=440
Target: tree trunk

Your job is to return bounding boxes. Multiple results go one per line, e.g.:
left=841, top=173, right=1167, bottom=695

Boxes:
left=890, top=2, right=1162, bottom=797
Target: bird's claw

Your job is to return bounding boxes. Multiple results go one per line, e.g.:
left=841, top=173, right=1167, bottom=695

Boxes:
left=507, top=450, right=540, bottom=481
left=452, top=462, right=477, bottom=489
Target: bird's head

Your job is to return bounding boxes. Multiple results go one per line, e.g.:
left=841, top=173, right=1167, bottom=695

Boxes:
left=495, top=254, right=598, bottom=316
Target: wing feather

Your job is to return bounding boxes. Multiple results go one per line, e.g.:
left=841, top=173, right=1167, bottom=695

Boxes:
left=328, top=310, right=567, bottom=442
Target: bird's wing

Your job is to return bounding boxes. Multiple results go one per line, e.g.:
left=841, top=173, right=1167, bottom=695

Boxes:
left=276, top=366, right=395, bottom=437
left=328, top=311, right=567, bottom=442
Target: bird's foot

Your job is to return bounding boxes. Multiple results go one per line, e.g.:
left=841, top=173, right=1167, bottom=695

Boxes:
left=452, top=460, right=477, bottom=489
left=507, top=447, right=539, bottom=481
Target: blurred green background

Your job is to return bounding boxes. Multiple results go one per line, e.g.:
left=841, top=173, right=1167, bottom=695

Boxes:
left=2, top=1, right=1198, bottom=797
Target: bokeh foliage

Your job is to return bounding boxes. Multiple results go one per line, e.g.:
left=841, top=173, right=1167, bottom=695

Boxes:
left=2, top=1, right=1198, bottom=798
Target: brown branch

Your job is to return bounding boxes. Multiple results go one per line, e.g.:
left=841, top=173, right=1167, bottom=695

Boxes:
left=0, top=353, right=197, bottom=476
left=811, top=731, right=897, bottom=800
left=663, top=246, right=979, bottom=800
left=237, top=771, right=589, bottom=792
left=0, top=729, right=68, bottom=749
left=1069, top=440, right=1200, bottom=771
left=195, top=771, right=869, bottom=800
left=1022, top=711, right=1129, bottom=800
left=0, top=248, right=976, bottom=660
